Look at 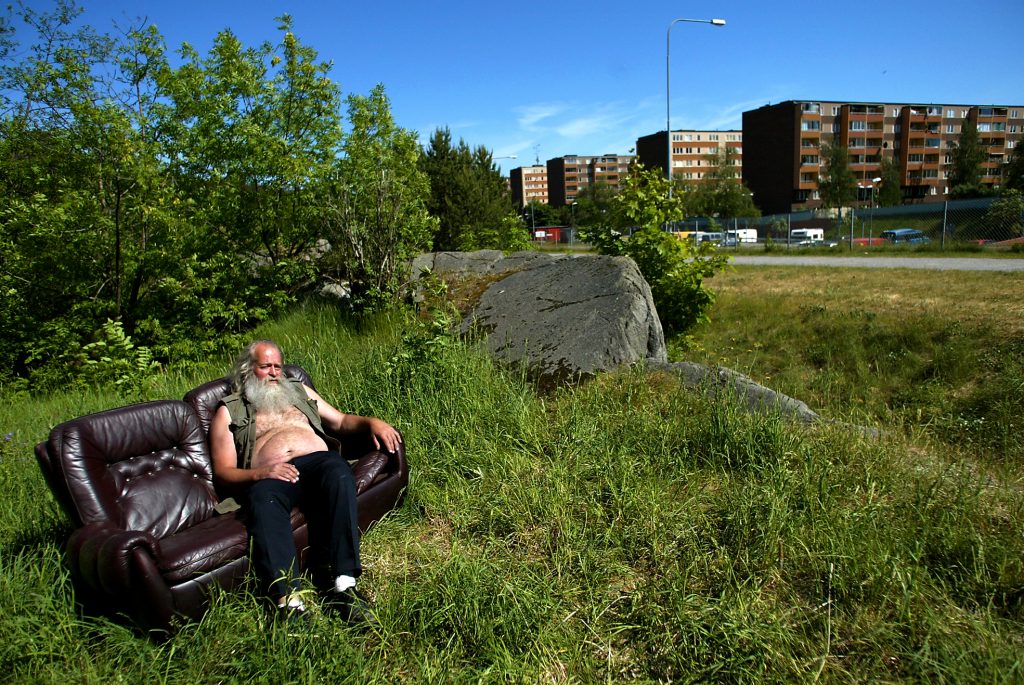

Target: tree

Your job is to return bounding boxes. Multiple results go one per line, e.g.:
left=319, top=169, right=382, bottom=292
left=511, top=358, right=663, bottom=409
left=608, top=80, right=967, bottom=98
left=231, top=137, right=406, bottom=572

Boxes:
left=572, top=181, right=623, bottom=229
left=984, top=189, right=1024, bottom=239
left=681, top=147, right=759, bottom=219
left=419, top=127, right=521, bottom=251
left=320, top=84, right=436, bottom=310
left=1003, top=142, right=1024, bottom=193
left=948, top=118, right=990, bottom=199
left=818, top=143, right=858, bottom=238
left=818, top=143, right=858, bottom=212
left=581, top=164, right=727, bottom=335
left=876, top=155, right=903, bottom=207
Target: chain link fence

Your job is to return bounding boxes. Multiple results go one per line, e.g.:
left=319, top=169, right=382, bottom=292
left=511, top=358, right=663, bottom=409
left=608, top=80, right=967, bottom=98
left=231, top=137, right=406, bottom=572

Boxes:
left=716, top=197, right=1024, bottom=250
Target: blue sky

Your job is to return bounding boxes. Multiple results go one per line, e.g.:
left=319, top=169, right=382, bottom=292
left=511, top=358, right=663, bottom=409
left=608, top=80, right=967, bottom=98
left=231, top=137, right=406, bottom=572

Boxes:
left=40, top=0, right=1024, bottom=173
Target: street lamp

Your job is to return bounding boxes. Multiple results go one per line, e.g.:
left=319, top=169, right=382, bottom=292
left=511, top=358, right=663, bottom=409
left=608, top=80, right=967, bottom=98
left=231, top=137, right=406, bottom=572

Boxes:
left=666, top=17, right=726, bottom=200
left=869, top=176, right=881, bottom=241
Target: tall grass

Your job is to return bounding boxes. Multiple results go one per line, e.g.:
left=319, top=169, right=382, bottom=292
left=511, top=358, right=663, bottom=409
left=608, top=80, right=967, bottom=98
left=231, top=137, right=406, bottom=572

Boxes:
left=1, top=302, right=1022, bottom=682
left=683, top=265, right=1024, bottom=463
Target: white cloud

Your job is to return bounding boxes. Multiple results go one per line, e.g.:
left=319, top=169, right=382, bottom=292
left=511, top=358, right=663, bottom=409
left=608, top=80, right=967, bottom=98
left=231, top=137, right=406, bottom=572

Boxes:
left=516, top=103, right=568, bottom=130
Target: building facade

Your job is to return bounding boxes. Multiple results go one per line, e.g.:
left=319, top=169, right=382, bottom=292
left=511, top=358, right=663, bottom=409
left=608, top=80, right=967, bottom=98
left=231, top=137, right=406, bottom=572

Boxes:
left=546, top=154, right=634, bottom=207
left=743, top=100, right=1024, bottom=215
left=636, top=129, right=743, bottom=183
left=509, top=165, right=549, bottom=208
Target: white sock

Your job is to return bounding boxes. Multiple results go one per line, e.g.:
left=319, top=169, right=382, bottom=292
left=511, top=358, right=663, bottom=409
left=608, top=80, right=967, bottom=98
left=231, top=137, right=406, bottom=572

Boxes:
left=333, top=574, right=356, bottom=593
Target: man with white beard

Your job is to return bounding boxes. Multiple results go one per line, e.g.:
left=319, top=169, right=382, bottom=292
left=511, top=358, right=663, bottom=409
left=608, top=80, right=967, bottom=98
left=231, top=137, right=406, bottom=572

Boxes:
left=209, top=339, right=401, bottom=624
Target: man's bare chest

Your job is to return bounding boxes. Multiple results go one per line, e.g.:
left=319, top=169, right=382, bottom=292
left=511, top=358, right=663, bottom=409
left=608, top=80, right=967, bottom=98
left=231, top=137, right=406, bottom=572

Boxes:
left=254, top=405, right=311, bottom=438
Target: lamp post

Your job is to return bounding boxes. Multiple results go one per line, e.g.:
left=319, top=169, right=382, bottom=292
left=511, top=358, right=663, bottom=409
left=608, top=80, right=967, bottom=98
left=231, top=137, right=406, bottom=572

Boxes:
left=666, top=17, right=726, bottom=200
left=870, top=176, right=881, bottom=242
left=570, top=201, right=578, bottom=244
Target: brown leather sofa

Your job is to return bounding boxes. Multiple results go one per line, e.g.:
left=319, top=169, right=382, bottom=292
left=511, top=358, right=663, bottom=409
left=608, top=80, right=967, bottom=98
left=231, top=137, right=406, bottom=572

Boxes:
left=34, top=365, right=408, bottom=632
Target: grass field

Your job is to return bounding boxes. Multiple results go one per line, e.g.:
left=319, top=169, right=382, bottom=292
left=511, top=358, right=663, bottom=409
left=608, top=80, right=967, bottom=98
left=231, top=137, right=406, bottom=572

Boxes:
left=1, top=271, right=1022, bottom=682
left=683, top=264, right=1024, bottom=463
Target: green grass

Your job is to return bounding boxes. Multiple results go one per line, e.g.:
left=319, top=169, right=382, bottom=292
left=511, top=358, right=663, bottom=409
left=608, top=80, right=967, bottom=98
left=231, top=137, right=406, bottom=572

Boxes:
left=1, top=300, right=1023, bottom=682
left=683, top=265, right=1024, bottom=464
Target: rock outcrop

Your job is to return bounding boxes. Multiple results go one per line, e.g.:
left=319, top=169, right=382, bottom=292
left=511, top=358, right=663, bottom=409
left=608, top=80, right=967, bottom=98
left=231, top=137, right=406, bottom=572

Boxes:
left=415, top=250, right=666, bottom=386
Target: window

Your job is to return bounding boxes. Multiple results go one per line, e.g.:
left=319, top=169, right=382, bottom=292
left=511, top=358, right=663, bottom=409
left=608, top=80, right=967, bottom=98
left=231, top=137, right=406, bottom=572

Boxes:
left=946, top=124, right=958, bottom=133
left=850, top=120, right=866, bottom=130
left=908, top=154, right=924, bottom=162
left=801, top=120, right=821, bottom=131
left=978, top=123, right=991, bottom=132
left=849, top=137, right=865, bottom=148
left=801, top=155, right=819, bottom=165
left=926, top=138, right=941, bottom=148
left=832, top=106, right=840, bottom=116
left=709, top=134, right=719, bottom=141
left=927, top=106, right=942, bottom=116
left=801, top=103, right=820, bottom=113
left=993, top=122, right=1006, bottom=132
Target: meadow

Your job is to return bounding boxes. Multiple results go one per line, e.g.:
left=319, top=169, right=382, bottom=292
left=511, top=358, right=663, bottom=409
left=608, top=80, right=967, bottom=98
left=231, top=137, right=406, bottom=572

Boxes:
left=1, top=265, right=1022, bottom=683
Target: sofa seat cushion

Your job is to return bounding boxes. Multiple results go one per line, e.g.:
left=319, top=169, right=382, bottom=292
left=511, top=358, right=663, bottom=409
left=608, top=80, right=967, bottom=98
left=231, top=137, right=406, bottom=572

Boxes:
left=157, top=513, right=249, bottom=583
left=156, top=508, right=307, bottom=583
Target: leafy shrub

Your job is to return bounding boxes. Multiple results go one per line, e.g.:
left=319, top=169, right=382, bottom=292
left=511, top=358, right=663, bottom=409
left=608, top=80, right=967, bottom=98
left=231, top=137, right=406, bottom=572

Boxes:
left=581, top=164, right=727, bottom=334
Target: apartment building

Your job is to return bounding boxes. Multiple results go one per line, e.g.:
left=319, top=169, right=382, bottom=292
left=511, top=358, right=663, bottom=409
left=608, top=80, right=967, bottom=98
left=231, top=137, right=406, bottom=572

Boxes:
left=743, top=100, right=1024, bottom=215
left=635, top=129, right=743, bottom=182
left=546, top=154, right=634, bottom=207
left=509, top=165, right=549, bottom=208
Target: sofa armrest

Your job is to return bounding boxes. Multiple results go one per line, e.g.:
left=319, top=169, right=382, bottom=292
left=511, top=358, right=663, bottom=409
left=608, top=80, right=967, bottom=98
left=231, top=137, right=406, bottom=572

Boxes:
left=69, top=523, right=160, bottom=596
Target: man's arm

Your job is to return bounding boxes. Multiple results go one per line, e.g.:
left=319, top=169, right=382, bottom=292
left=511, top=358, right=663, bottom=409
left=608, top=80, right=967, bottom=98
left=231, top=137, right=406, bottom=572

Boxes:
left=303, top=385, right=403, bottom=453
left=210, top=405, right=299, bottom=484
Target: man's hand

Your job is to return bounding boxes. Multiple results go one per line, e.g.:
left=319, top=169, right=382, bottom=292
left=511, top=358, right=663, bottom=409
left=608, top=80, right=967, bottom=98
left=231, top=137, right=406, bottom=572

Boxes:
left=368, top=417, right=402, bottom=453
left=258, top=461, right=300, bottom=483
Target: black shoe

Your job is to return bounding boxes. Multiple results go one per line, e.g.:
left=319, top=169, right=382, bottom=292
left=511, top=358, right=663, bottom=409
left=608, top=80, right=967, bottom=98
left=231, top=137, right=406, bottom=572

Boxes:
left=323, top=587, right=378, bottom=627
left=274, top=603, right=313, bottom=636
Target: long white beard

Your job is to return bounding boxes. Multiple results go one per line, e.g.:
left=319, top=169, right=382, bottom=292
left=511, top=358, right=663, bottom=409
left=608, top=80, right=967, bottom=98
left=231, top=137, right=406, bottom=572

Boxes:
left=244, top=377, right=292, bottom=414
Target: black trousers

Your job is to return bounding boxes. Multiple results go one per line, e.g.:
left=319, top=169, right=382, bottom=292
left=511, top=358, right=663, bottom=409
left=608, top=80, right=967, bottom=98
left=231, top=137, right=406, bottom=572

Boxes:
left=245, top=451, right=361, bottom=599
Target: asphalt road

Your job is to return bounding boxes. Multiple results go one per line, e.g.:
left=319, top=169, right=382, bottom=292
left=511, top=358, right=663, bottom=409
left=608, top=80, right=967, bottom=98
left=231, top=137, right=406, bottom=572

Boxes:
left=729, top=255, right=1024, bottom=272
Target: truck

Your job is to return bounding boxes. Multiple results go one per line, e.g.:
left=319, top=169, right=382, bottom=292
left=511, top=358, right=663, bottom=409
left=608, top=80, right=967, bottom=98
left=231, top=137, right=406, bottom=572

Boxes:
left=789, top=228, right=824, bottom=243
left=725, top=228, right=757, bottom=244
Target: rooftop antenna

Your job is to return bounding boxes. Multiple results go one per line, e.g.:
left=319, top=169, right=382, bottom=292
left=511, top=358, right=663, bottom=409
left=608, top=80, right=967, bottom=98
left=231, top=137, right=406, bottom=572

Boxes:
left=534, top=144, right=541, bottom=165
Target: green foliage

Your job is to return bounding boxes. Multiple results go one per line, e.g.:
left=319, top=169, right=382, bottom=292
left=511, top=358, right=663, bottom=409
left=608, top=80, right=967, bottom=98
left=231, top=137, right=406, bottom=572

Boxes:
left=984, top=189, right=1024, bottom=238
left=818, top=143, right=858, bottom=212
left=681, top=147, right=759, bottom=219
left=571, top=182, right=621, bottom=229
left=320, top=84, right=436, bottom=311
left=581, top=164, right=727, bottom=334
left=420, top=127, right=521, bottom=251
left=1004, top=142, right=1024, bottom=192
left=0, top=3, right=434, bottom=388
left=876, top=155, right=904, bottom=207
left=949, top=118, right=991, bottom=199
left=3, top=306, right=1024, bottom=682
left=73, top=319, right=160, bottom=394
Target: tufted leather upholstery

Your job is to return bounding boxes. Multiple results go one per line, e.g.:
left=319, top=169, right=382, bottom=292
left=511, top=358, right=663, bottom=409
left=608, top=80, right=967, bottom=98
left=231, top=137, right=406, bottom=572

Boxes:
left=35, top=367, right=408, bottom=632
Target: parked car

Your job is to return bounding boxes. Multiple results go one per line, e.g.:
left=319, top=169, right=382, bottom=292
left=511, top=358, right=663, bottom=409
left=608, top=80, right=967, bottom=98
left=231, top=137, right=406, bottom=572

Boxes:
left=880, top=228, right=930, bottom=244
left=797, top=239, right=838, bottom=248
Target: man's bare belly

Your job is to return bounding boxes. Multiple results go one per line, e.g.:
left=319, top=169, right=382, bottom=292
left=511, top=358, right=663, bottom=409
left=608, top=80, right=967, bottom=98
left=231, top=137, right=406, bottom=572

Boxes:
left=251, top=406, right=328, bottom=469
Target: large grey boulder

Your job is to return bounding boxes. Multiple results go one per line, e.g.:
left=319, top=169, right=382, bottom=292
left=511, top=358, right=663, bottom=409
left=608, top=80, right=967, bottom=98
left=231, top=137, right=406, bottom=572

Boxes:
left=458, top=253, right=667, bottom=386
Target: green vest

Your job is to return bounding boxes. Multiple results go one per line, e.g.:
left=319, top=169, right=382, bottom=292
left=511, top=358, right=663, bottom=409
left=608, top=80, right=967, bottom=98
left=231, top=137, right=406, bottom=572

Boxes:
left=220, top=377, right=337, bottom=469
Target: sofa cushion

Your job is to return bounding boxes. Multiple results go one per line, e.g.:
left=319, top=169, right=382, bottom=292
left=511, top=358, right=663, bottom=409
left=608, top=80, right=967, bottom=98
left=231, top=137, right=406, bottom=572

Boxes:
left=156, top=512, right=249, bottom=582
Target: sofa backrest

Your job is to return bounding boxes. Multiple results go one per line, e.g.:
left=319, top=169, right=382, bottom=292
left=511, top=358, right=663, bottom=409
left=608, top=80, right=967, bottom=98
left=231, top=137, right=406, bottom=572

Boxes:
left=39, top=400, right=217, bottom=538
left=183, top=365, right=314, bottom=439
